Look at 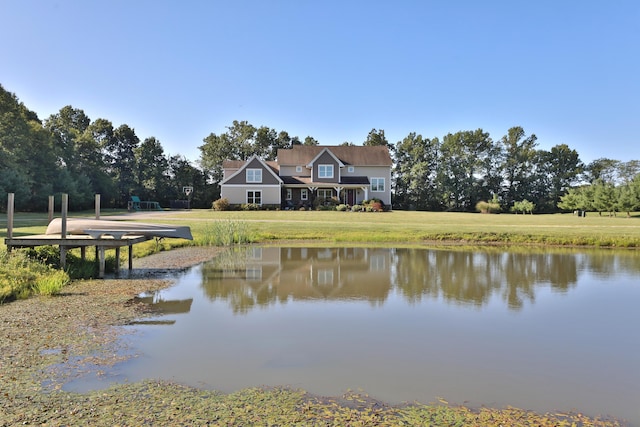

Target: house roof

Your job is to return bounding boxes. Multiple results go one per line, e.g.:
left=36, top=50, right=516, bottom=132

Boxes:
left=222, top=160, right=246, bottom=169
left=277, top=145, right=392, bottom=166
left=220, top=155, right=283, bottom=185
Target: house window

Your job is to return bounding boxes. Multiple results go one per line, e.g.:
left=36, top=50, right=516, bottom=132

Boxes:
left=286, top=188, right=292, bottom=200
left=318, top=189, right=333, bottom=199
left=249, top=247, right=263, bottom=260
left=296, top=166, right=303, bottom=173
left=317, top=269, right=334, bottom=285
left=246, top=169, right=262, bottom=183
left=301, top=189, right=308, bottom=200
left=348, top=166, right=354, bottom=173
left=371, top=177, right=385, bottom=192
left=245, top=268, right=262, bottom=280
left=318, top=164, right=333, bottom=178
left=247, top=190, right=262, bottom=205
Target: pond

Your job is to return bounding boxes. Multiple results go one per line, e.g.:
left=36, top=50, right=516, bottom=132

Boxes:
left=67, top=247, right=640, bottom=425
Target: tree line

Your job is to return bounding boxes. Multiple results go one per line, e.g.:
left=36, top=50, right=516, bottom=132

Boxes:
left=2, top=84, right=639, bottom=214
left=1, top=84, right=214, bottom=211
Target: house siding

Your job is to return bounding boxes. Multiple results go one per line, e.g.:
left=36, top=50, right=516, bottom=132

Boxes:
left=224, top=158, right=281, bottom=185
left=221, top=185, right=281, bottom=205
left=312, top=151, right=340, bottom=183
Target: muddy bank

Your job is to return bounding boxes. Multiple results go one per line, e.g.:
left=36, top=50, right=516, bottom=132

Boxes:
left=0, top=247, right=224, bottom=425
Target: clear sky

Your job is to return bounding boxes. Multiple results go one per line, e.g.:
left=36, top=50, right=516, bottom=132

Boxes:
left=1, top=0, right=638, bottom=165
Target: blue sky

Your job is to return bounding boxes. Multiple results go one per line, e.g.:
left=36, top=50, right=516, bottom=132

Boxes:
left=1, top=1, right=638, bottom=165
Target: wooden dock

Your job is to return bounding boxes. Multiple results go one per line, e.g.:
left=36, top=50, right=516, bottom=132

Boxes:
left=5, top=233, right=150, bottom=278
left=3, top=193, right=154, bottom=278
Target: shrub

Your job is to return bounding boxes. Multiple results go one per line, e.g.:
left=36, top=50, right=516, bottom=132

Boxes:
left=476, top=200, right=501, bottom=214
left=362, top=199, right=385, bottom=212
left=336, top=204, right=350, bottom=211
left=212, top=198, right=230, bottom=211
left=241, top=203, right=261, bottom=211
left=351, top=204, right=364, bottom=212
left=314, top=197, right=339, bottom=210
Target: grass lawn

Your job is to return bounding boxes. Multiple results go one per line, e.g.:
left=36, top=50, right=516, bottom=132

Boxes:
left=2, top=209, right=640, bottom=248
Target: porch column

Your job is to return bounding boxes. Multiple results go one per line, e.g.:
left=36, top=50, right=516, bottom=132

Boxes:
left=362, top=186, right=369, bottom=201
left=334, top=187, right=343, bottom=203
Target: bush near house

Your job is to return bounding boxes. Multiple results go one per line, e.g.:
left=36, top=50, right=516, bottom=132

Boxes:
left=212, top=198, right=231, bottom=211
left=476, top=200, right=501, bottom=214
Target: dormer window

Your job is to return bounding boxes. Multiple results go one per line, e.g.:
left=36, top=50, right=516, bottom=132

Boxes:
left=318, top=164, right=334, bottom=178
left=246, top=168, right=262, bottom=183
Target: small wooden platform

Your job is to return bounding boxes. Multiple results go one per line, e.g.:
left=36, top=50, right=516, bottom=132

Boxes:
left=5, top=233, right=150, bottom=278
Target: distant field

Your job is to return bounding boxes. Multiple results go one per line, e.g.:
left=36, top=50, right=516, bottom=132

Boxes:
left=3, top=209, right=638, bottom=248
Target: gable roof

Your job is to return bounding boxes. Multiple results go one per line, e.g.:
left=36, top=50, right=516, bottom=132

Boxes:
left=306, top=147, right=345, bottom=168
left=277, top=145, right=392, bottom=166
left=220, top=155, right=283, bottom=185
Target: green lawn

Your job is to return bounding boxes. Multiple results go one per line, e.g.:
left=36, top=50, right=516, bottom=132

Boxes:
left=2, top=210, right=640, bottom=248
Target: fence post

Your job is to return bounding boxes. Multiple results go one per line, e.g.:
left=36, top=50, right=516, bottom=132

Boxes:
left=95, top=194, right=101, bottom=220
left=7, top=193, right=14, bottom=252
left=48, top=195, right=54, bottom=223
left=60, top=193, right=68, bottom=269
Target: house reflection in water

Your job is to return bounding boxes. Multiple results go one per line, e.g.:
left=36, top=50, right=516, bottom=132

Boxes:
left=129, top=293, right=194, bottom=325
left=198, top=246, right=640, bottom=315
left=200, top=247, right=392, bottom=314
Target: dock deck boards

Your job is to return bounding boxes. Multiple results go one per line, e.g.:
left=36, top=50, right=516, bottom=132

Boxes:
left=5, top=234, right=151, bottom=278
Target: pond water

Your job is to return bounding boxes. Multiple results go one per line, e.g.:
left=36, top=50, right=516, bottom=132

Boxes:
left=67, top=247, right=640, bottom=425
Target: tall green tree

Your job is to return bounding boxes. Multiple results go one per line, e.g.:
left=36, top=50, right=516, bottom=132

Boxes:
left=592, top=179, right=617, bottom=216
left=199, top=132, right=236, bottom=184
left=169, top=155, right=216, bottom=208
left=438, top=129, right=493, bottom=211
left=104, top=124, right=139, bottom=206
left=303, top=136, right=318, bottom=146
left=44, top=105, right=91, bottom=169
left=537, top=144, right=583, bottom=212
left=393, top=133, right=441, bottom=210
left=499, top=126, right=538, bottom=207
left=84, top=118, right=116, bottom=204
left=0, top=85, right=58, bottom=210
left=584, top=158, right=619, bottom=184
left=364, top=128, right=391, bottom=149
left=135, top=137, right=171, bottom=204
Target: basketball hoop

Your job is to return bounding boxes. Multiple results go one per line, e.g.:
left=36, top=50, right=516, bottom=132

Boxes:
left=183, top=186, right=193, bottom=197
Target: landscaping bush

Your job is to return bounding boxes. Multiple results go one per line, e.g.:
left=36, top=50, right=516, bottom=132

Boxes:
left=212, top=198, right=230, bottom=211
left=336, top=204, right=350, bottom=211
left=476, top=200, right=501, bottom=214
left=241, top=203, right=261, bottom=211
left=363, top=198, right=385, bottom=212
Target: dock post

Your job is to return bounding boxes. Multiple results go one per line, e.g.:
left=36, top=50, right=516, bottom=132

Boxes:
left=95, top=194, right=100, bottom=220
left=128, top=242, right=134, bottom=270
left=7, top=193, right=14, bottom=252
left=48, top=195, right=54, bottom=224
left=60, top=194, right=68, bottom=269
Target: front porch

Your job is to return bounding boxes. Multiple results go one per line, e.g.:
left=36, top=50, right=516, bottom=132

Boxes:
left=282, top=185, right=369, bottom=210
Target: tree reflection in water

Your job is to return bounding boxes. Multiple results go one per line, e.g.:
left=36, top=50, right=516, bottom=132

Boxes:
left=199, top=247, right=639, bottom=313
